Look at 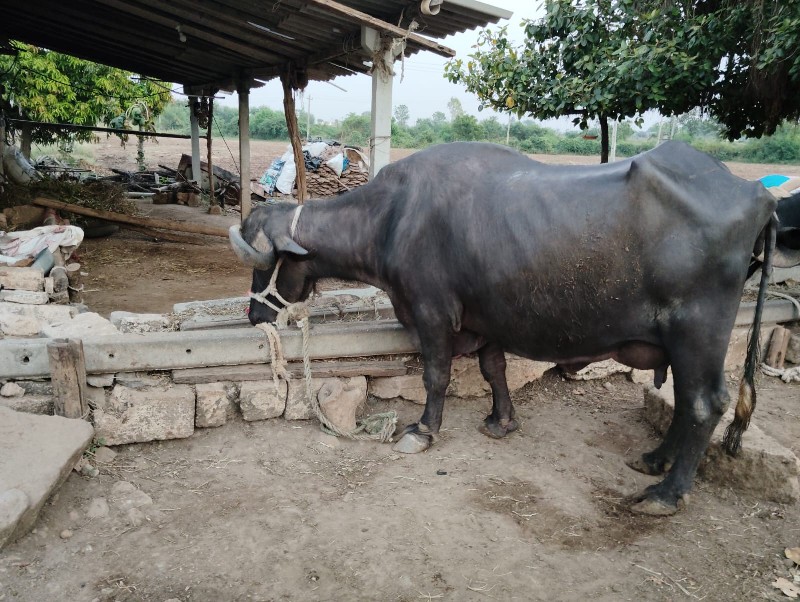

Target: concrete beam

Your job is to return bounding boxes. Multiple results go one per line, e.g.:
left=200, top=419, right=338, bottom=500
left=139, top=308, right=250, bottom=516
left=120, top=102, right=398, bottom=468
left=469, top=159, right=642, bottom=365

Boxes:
left=0, top=321, right=416, bottom=379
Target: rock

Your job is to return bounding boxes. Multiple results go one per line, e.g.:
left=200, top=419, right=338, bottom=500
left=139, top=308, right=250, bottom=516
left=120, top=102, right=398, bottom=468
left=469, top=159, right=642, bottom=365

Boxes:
left=286, top=378, right=340, bottom=420
left=92, top=447, right=117, bottom=464
left=59, top=529, right=73, bottom=539
left=0, top=266, right=45, bottom=291
left=208, top=205, right=223, bottom=215
left=86, top=497, right=109, bottom=519
left=110, top=311, right=172, bottom=334
left=642, top=377, right=800, bottom=503
left=110, top=481, right=153, bottom=512
left=504, top=356, right=554, bottom=391
left=628, top=369, right=652, bottom=385
left=93, top=384, right=195, bottom=445
left=0, top=394, right=53, bottom=415
left=86, top=374, right=114, bottom=388
left=239, top=380, right=286, bottom=421
left=564, top=359, right=631, bottom=381
left=126, top=507, right=145, bottom=527
left=3, top=205, right=45, bottom=229
left=80, top=463, right=99, bottom=478
left=369, top=374, right=427, bottom=404
left=195, top=382, right=233, bottom=428
left=317, top=377, right=367, bottom=432
left=1, top=382, right=25, bottom=397
left=41, top=311, right=119, bottom=338
left=787, top=334, right=800, bottom=365
left=0, top=290, right=49, bottom=305
left=0, top=406, right=94, bottom=549
left=0, top=302, right=77, bottom=336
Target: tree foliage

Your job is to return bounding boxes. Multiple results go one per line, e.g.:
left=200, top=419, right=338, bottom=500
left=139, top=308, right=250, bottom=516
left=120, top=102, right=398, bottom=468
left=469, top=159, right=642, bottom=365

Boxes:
left=445, top=0, right=800, bottom=161
left=0, top=43, right=171, bottom=145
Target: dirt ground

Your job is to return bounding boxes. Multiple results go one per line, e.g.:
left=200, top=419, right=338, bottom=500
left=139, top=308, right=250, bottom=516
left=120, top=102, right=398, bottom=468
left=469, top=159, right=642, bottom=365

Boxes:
left=2, top=140, right=800, bottom=602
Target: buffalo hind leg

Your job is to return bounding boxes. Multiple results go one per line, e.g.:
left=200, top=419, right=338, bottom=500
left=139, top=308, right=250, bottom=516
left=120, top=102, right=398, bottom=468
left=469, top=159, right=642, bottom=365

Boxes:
left=393, top=312, right=453, bottom=454
left=630, top=331, right=730, bottom=515
left=477, top=343, right=519, bottom=439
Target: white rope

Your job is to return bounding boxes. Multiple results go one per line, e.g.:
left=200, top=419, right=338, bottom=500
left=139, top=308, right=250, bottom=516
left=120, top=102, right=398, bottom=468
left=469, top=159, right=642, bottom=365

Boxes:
left=252, top=205, right=397, bottom=442
left=761, top=363, right=800, bottom=383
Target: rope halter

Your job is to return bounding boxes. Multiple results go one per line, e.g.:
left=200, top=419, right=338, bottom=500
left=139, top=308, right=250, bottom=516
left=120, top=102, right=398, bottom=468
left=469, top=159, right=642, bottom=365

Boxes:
left=250, top=204, right=397, bottom=443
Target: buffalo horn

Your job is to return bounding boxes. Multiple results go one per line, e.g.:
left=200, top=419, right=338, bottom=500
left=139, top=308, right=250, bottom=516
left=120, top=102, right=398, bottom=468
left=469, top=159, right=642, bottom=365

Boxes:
left=228, top=225, right=276, bottom=269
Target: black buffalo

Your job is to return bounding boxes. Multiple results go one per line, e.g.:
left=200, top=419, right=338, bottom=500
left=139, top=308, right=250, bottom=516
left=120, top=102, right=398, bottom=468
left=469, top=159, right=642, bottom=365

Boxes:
left=230, top=141, right=777, bottom=516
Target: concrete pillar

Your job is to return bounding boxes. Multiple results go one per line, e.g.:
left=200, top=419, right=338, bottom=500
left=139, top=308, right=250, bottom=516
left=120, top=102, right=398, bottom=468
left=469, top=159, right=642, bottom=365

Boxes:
left=237, top=80, right=251, bottom=221
left=362, top=27, right=404, bottom=179
left=189, top=96, right=202, bottom=184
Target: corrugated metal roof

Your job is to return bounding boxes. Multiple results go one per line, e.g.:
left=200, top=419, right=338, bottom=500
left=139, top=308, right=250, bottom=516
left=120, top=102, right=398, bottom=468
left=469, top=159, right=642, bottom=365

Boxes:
left=0, top=0, right=512, bottom=91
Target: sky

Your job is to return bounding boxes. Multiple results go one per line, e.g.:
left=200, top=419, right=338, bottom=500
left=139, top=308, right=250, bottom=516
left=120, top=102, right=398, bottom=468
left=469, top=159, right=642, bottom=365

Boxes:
left=214, top=0, right=543, bottom=127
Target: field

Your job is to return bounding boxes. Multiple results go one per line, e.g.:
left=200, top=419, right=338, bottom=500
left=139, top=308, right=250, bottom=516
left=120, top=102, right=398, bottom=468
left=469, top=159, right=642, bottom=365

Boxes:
left=2, top=138, right=799, bottom=602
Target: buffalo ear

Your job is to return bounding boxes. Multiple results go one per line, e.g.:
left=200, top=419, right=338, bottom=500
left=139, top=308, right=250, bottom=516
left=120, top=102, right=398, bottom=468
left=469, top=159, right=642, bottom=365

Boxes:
left=274, top=235, right=309, bottom=258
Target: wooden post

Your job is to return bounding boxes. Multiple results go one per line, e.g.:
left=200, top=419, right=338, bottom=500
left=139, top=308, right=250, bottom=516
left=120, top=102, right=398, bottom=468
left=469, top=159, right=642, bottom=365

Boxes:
left=189, top=97, right=202, bottom=184
left=0, top=111, right=5, bottom=182
left=237, top=78, right=251, bottom=220
left=47, top=338, right=89, bottom=419
left=766, top=326, right=791, bottom=369
left=281, top=70, right=307, bottom=203
left=65, top=263, right=83, bottom=303
left=206, top=97, right=216, bottom=206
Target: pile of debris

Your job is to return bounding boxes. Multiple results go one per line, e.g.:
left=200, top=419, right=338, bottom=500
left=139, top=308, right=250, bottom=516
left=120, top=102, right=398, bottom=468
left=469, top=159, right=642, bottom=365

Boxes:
left=255, top=140, right=370, bottom=199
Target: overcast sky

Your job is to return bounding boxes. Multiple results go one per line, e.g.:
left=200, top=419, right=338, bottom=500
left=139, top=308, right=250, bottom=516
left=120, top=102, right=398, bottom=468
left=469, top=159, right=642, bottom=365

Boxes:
left=215, top=0, right=544, bottom=127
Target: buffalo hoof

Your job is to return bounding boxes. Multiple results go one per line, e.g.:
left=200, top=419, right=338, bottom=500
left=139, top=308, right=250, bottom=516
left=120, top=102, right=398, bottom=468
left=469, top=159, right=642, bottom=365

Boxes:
left=392, top=424, right=434, bottom=454
left=629, top=488, right=688, bottom=516
left=479, top=417, right=519, bottom=439
left=626, top=453, right=672, bottom=476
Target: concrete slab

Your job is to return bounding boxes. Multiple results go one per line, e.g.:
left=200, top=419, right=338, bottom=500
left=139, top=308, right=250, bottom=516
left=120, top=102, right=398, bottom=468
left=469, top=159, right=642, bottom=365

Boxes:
left=0, top=406, right=94, bottom=549
left=642, top=378, right=800, bottom=503
left=41, top=311, right=119, bottom=338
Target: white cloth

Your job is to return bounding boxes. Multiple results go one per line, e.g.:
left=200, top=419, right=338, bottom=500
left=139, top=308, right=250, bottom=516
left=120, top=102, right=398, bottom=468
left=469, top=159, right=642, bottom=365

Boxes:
left=0, top=225, right=84, bottom=265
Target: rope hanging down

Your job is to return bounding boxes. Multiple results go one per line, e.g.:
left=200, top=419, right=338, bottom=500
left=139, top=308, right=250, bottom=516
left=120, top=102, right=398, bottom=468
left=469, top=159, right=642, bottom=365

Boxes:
left=253, top=207, right=397, bottom=442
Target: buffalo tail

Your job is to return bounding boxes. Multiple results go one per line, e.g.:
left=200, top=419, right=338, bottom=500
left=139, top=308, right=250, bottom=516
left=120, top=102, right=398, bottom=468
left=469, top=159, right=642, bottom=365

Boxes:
left=723, top=214, right=778, bottom=455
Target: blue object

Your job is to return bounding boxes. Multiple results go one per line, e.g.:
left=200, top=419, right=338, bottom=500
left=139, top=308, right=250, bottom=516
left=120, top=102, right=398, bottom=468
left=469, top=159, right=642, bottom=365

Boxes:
left=759, top=174, right=791, bottom=188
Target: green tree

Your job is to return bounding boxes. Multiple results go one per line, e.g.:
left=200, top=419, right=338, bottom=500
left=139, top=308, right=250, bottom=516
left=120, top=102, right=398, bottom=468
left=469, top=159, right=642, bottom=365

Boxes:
left=450, top=114, right=482, bottom=141
left=447, top=97, right=464, bottom=121
left=0, top=43, right=171, bottom=156
left=339, top=112, right=371, bottom=146
left=394, top=104, right=410, bottom=127
left=445, top=0, right=719, bottom=162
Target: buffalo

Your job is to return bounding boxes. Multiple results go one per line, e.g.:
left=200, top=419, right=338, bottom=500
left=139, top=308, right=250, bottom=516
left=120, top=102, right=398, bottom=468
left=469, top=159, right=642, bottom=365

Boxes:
left=230, top=141, right=777, bottom=516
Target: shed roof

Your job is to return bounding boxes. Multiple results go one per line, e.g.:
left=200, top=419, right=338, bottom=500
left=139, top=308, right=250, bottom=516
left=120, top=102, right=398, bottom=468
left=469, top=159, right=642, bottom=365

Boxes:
left=1, top=0, right=512, bottom=92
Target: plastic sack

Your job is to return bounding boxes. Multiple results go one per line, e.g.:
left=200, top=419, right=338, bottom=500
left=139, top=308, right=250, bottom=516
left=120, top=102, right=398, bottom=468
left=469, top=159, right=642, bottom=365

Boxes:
left=324, top=153, right=349, bottom=178
left=259, top=158, right=285, bottom=195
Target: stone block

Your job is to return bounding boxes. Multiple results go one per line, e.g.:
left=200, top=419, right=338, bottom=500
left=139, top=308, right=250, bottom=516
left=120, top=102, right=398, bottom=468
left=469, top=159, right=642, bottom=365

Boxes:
left=369, top=374, right=427, bottom=404
left=286, top=378, right=335, bottom=420
left=87, top=373, right=115, bottom=388
left=0, top=394, right=53, bottom=415
left=725, top=326, right=772, bottom=372
left=642, top=378, right=800, bottom=503
left=1, top=382, right=25, bottom=397
left=195, top=382, right=234, bottom=428
left=0, top=406, right=94, bottom=549
left=92, top=384, right=195, bottom=445
left=0, top=302, right=76, bottom=337
left=110, top=311, right=172, bottom=333
left=0, top=266, right=44, bottom=292
left=41, top=311, right=119, bottom=338
left=317, top=377, right=367, bottom=432
left=114, top=372, right=170, bottom=390
left=239, top=380, right=286, bottom=421
left=787, top=333, right=800, bottom=365
left=0, top=290, right=49, bottom=305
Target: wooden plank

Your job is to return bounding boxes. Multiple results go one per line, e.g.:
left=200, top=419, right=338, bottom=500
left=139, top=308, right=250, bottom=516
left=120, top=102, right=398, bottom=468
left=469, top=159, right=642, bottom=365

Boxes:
left=0, top=321, right=416, bottom=379
left=47, top=338, right=88, bottom=419
left=31, top=197, right=229, bottom=237
left=766, top=326, right=791, bottom=369
left=172, top=358, right=408, bottom=384
left=305, top=0, right=456, bottom=58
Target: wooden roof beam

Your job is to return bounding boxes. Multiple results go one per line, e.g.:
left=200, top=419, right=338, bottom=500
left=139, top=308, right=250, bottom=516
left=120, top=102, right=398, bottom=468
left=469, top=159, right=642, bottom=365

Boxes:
left=304, top=0, right=456, bottom=58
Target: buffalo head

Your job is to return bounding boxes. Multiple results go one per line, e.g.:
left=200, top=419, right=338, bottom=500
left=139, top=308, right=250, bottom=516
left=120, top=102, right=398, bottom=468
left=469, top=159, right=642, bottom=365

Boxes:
left=228, top=203, right=312, bottom=325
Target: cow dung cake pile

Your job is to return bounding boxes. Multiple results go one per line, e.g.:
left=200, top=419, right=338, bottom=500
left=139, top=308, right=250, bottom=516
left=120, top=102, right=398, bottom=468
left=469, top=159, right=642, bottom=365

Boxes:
left=306, top=164, right=369, bottom=197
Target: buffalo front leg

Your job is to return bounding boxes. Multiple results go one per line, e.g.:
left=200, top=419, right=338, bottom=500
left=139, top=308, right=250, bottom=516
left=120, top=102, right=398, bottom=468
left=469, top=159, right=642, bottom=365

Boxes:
left=393, top=316, right=453, bottom=454
left=477, top=343, right=519, bottom=439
